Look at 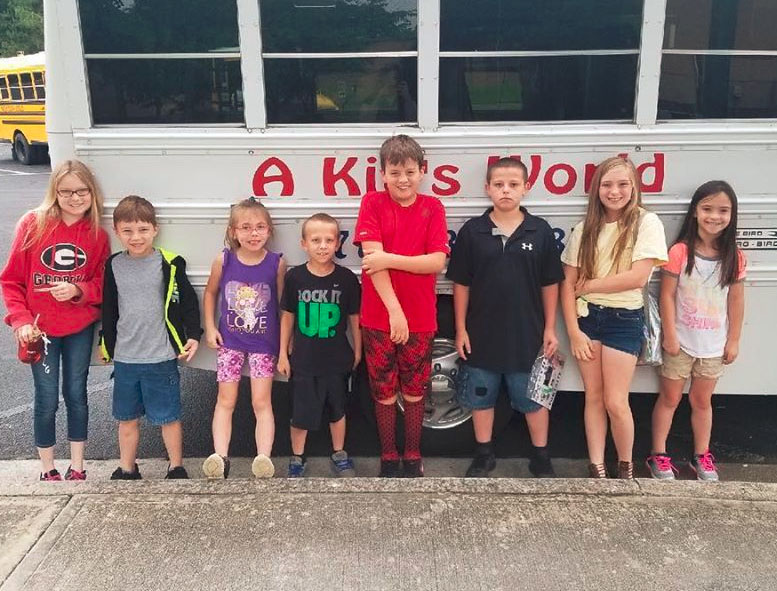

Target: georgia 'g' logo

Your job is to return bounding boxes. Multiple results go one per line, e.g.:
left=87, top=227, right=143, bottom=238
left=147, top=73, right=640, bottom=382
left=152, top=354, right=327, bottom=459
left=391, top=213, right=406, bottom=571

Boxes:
left=40, top=243, right=87, bottom=272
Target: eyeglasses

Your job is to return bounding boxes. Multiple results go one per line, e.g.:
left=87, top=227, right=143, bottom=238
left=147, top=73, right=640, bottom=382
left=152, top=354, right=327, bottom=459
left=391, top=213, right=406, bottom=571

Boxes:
left=235, top=223, right=270, bottom=234
left=57, top=188, right=91, bottom=199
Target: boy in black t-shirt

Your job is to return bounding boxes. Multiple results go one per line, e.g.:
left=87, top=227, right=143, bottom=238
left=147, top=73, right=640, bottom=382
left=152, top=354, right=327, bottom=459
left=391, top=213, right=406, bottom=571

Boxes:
left=446, top=158, right=564, bottom=478
left=278, top=213, right=361, bottom=477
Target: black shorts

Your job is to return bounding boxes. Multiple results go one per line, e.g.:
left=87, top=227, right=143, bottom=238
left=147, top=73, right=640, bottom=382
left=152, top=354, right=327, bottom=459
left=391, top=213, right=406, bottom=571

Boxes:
left=290, top=373, right=348, bottom=431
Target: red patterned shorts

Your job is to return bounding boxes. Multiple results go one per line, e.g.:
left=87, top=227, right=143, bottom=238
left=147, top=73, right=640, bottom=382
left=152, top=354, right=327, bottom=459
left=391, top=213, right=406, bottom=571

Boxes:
left=362, top=328, right=434, bottom=402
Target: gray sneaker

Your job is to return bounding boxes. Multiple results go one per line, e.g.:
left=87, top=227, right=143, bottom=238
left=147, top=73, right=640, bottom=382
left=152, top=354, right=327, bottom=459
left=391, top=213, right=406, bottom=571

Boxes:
left=287, top=455, right=306, bottom=478
left=330, top=450, right=356, bottom=477
left=690, top=451, right=719, bottom=481
left=646, top=453, right=678, bottom=480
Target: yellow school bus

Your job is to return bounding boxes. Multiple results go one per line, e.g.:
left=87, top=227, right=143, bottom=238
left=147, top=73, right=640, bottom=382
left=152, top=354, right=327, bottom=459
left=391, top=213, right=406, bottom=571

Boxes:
left=0, top=51, right=48, bottom=164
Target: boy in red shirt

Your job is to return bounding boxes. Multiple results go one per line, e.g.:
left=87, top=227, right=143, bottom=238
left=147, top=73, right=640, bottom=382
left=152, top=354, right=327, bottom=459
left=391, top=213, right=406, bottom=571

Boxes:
left=355, top=135, right=449, bottom=477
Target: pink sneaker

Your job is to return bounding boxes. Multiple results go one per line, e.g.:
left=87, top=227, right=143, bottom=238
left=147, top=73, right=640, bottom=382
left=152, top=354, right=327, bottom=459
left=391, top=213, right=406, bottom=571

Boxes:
left=646, top=453, right=678, bottom=480
left=40, top=469, right=63, bottom=481
left=691, top=450, right=719, bottom=481
left=65, top=466, right=87, bottom=481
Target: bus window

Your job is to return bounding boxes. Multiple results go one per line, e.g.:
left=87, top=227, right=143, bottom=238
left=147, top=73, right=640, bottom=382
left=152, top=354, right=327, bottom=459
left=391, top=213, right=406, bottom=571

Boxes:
left=439, top=0, right=643, bottom=122
left=440, top=0, right=643, bottom=52
left=20, top=73, right=35, bottom=100
left=0, top=76, right=8, bottom=101
left=80, top=0, right=238, bottom=54
left=79, top=0, right=241, bottom=125
left=7, top=74, right=21, bottom=101
left=660, top=0, right=777, bottom=118
left=33, top=71, right=45, bottom=99
left=260, top=0, right=416, bottom=53
left=439, top=55, right=637, bottom=122
left=264, top=57, right=417, bottom=124
left=87, top=59, right=243, bottom=125
left=261, top=0, right=418, bottom=125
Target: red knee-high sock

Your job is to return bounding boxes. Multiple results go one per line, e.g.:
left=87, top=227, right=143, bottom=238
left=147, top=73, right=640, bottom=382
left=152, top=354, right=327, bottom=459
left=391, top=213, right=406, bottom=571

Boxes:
left=403, top=398, right=425, bottom=461
left=374, top=401, right=399, bottom=461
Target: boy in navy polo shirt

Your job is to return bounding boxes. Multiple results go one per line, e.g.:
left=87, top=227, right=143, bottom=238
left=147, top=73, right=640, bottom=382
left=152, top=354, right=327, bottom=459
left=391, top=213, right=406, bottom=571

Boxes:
left=446, top=157, right=564, bottom=478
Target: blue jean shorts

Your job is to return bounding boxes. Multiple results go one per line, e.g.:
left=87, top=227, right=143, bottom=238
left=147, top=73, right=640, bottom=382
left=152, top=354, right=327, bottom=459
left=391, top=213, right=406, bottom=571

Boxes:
left=577, top=304, right=644, bottom=357
left=456, top=364, right=542, bottom=414
left=112, top=359, right=181, bottom=425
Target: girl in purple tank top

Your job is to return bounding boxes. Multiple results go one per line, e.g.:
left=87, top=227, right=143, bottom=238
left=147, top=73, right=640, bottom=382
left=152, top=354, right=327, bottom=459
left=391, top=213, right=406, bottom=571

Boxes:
left=201, top=198, right=286, bottom=480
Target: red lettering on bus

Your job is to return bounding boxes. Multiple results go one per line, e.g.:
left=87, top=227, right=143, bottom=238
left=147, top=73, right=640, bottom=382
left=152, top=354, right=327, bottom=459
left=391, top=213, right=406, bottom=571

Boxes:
left=252, top=157, right=294, bottom=197
left=637, top=153, right=665, bottom=193
left=487, top=154, right=542, bottom=187
left=544, top=163, right=577, bottom=195
left=323, top=157, right=360, bottom=196
left=366, top=156, right=378, bottom=193
left=432, top=164, right=461, bottom=197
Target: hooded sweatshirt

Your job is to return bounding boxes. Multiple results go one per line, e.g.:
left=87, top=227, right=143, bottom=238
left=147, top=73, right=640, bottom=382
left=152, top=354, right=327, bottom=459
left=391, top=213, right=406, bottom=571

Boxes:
left=1, top=212, right=110, bottom=337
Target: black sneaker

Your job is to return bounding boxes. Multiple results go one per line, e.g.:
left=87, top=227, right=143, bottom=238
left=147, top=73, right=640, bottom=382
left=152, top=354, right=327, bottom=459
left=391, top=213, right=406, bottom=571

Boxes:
left=465, top=453, right=496, bottom=478
left=378, top=459, right=402, bottom=478
left=110, top=464, right=142, bottom=480
left=528, top=448, right=556, bottom=478
left=165, top=465, right=189, bottom=479
left=402, top=458, right=424, bottom=478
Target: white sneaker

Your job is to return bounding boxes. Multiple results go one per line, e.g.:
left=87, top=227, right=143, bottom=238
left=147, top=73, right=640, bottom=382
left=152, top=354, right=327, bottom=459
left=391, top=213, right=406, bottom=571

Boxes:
left=202, top=453, right=229, bottom=479
left=251, top=454, right=275, bottom=478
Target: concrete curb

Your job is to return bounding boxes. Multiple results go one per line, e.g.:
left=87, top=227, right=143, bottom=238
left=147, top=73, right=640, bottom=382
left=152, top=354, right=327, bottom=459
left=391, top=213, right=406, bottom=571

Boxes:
left=2, top=459, right=777, bottom=502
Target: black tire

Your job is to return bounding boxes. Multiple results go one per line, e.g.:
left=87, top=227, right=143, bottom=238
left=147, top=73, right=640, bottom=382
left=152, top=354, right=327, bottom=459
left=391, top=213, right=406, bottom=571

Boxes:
left=13, top=133, right=33, bottom=165
left=31, top=145, right=49, bottom=164
left=10, top=144, right=18, bottom=161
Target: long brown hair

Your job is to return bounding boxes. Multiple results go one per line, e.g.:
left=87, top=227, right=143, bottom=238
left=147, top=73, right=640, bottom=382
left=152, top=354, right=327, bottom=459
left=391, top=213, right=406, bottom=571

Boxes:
left=22, top=160, right=104, bottom=249
left=675, top=180, right=740, bottom=287
left=577, top=157, right=643, bottom=281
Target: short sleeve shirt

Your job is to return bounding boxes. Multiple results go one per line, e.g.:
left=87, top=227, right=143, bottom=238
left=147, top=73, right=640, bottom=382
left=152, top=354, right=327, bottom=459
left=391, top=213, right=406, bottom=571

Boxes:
left=663, top=242, right=746, bottom=358
left=561, top=209, right=668, bottom=310
left=281, top=263, right=360, bottom=376
left=354, top=191, right=450, bottom=332
left=446, top=208, right=564, bottom=373
left=112, top=250, right=176, bottom=363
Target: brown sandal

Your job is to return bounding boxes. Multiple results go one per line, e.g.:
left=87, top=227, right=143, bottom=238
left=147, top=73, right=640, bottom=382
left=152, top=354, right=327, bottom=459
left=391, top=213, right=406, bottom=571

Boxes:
left=617, top=460, right=634, bottom=479
left=588, top=462, right=608, bottom=479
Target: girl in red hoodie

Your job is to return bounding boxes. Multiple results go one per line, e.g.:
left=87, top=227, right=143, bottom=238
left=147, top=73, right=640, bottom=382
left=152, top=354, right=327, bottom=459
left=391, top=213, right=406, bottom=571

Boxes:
left=1, top=160, right=110, bottom=481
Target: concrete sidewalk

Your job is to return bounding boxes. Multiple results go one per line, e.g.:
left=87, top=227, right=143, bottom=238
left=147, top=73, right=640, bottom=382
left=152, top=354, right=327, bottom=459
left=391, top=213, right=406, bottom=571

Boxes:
left=2, top=459, right=777, bottom=591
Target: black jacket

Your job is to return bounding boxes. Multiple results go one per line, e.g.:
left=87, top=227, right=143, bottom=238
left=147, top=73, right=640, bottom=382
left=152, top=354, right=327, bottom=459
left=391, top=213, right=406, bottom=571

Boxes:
left=100, top=248, right=202, bottom=361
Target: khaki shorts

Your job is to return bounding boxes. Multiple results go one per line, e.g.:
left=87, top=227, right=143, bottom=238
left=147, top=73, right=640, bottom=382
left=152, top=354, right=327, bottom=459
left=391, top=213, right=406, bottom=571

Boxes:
left=660, top=348, right=725, bottom=381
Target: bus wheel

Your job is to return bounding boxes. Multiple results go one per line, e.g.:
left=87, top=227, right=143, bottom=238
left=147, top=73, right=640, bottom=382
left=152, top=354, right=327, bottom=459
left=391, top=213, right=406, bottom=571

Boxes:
left=13, top=133, right=33, bottom=165
left=10, top=144, right=18, bottom=161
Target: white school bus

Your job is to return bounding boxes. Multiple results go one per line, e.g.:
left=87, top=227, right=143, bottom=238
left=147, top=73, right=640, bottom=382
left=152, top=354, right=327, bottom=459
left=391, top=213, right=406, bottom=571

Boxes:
left=44, top=0, right=777, bottom=434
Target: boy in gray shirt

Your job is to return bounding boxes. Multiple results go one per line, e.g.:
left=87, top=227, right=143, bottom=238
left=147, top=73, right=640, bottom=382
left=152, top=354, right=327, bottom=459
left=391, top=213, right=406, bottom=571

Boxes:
left=100, top=195, right=201, bottom=479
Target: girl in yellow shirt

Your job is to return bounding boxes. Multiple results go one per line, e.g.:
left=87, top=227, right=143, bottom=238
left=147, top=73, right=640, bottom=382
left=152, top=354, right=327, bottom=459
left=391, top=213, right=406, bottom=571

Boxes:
left=560, top=157, right=668, bottom=479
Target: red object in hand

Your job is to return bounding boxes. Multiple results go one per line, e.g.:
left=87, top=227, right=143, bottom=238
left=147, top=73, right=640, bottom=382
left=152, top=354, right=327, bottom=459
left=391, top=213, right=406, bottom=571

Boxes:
left=18, top=334, right=44, bottom=364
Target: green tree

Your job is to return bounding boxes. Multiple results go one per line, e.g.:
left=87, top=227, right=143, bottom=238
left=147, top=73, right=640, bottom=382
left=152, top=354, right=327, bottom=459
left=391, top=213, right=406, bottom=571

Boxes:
left=0, top=0, right=43, bottom=57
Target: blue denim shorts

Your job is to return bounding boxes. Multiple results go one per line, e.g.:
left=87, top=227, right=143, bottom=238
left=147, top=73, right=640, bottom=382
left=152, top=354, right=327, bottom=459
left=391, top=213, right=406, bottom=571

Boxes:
left=112, top=359, right=181, bottom=425
left=456, top=364, right=542, bottom=414
left=577, top=304, right=644, bottom=357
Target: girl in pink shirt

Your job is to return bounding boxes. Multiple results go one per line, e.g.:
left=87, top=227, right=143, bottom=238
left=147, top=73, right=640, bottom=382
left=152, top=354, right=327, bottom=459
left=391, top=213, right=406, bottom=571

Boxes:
left=647, top=181, right=746, bottom=481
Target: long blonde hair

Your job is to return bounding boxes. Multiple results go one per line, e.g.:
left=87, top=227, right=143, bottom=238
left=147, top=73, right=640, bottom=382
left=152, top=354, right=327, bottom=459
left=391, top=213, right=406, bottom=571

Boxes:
left=577, top=156, right=642, bottom=281
left=22, top=160, right=104, bottom=249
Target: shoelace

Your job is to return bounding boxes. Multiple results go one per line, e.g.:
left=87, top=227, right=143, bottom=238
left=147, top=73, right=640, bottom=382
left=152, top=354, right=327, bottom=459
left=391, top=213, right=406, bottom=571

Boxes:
left=697, top=451, right=717, bottom=472
left=652, top=455, right=678, bottom=474
left=334, top=458, right=353, bottom=470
